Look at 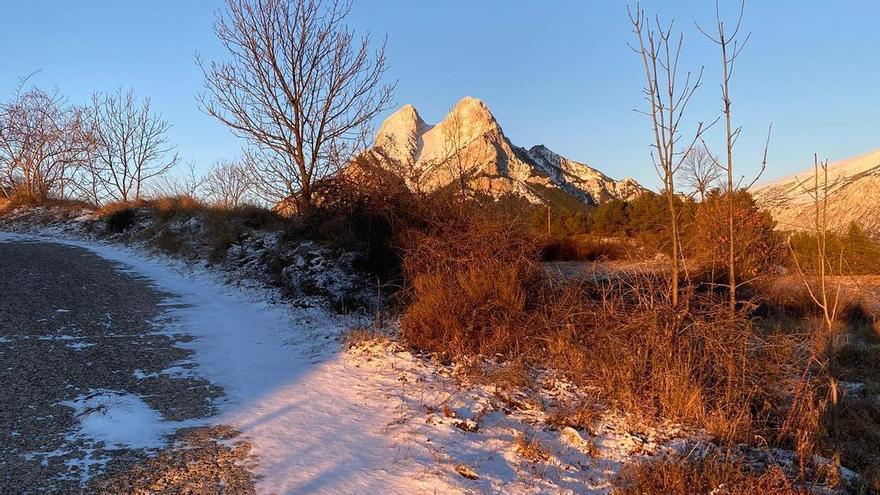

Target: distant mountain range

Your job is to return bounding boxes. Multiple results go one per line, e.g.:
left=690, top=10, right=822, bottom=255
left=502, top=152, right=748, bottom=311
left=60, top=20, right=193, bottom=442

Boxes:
left=354, top=97, right=645, bottom=206
left=752, top=149, right=880, bottom=234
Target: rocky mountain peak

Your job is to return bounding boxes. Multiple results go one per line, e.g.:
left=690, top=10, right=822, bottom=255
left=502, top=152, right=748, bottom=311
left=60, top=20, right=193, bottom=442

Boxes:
left=361, top=98, right=645, bottom=206
left=373, top=104, right=428, bottom=164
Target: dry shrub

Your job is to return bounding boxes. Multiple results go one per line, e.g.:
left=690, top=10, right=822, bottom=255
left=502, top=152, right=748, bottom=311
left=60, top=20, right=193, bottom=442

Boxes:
left=148, top=195, right=204, bottom=220
left=399, top=209, right=541, bottom=359
left=402, top=259, right=537, bottom=359
left=286, top=170, right=425, bottom=281
left=105, top=209, right=137, bottom=233
left=97, top=199, right=146, bottom=216
left=8, top=193, right=95, bottom=211
left=399, top=207, right=809, bottom=442
left=399, top=207, right=538, bottom=280
left=613, top=453, right=808, bottom=495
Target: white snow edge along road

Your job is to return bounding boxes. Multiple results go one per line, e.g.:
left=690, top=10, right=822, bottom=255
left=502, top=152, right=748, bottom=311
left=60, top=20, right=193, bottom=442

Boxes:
left=1, top=230, right=689, bottom=494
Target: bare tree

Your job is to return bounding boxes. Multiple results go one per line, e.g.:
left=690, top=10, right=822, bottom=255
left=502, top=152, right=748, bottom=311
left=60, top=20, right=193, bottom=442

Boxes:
left=87, top=88, right=179, bottom=203
left=681, top=145, right=719, bottom=201
left=203, top=159, right=253, bottom=208
left=0, top=86, right=91, bottom=202
left=698, top=0, right=770, bottom=313
left=629, top=4, right=709, bottom=306
left=199, top=0, right=394, bottom=214
left=150, top=160, right=205, bottom=199
left=788, top=154, right=844, bottom=478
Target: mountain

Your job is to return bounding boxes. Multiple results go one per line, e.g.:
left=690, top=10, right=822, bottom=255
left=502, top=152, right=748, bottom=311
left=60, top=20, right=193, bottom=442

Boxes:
left=357, top=97, right=644, bottom=206
left=752, top=149, right=880, bottom=234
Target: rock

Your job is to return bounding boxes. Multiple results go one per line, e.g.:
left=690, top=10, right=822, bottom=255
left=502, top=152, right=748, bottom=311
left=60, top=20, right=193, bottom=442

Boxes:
left=454, top=463, right=479, bottom=480
left=560, top=426, right=586, bottom=448
left=452, top=419, right=479, bottom=433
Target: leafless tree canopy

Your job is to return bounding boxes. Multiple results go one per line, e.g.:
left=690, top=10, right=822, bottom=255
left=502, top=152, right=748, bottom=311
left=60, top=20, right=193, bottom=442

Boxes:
left=681, top=146, right=720, bottom=201
left=203, top=158, right=253, bottom=208
left=87, top=88, right=179, bottom=203
left=0, top=87, right=92, bottom=202
left=200, top=0, right=394, bottom=213
left=149, top=160, right=205, bottom=199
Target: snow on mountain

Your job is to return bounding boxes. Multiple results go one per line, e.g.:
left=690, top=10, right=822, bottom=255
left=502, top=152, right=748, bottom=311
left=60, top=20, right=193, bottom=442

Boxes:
left=526, top=144, right=645, bottom=204
left=752, top=149, right=880, bottom=234
left=361, top=97, right=645, bottom=205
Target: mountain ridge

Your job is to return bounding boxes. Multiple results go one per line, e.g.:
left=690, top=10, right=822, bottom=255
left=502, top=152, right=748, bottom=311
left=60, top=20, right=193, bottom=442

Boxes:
left=357, top=97, right=645, bottom=206
left=752, top=149, right=880, bottom=234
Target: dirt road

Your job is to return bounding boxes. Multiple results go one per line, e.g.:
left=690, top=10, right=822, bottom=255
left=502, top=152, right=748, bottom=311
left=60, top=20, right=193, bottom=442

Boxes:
left=0, top=238, right=254, bottom=494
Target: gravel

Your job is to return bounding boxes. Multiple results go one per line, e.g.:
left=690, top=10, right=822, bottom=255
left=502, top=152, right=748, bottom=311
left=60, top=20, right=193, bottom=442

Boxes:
left=0, top=239, right=254, bottom=493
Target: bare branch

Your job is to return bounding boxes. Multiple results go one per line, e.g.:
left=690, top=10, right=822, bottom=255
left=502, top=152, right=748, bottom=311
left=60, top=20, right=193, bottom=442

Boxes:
left=199, top=0, right=394, bottom=214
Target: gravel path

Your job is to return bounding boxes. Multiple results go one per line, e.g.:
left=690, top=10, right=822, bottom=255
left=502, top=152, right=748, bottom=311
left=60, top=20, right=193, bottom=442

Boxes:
left=0, top=239, right=255, bottom=493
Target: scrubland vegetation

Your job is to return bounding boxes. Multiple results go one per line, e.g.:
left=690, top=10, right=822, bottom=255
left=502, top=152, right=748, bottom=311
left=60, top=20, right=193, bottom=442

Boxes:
left=4, top=172, right=879, bottom=491
left=2, top=0, right=880, bottom=492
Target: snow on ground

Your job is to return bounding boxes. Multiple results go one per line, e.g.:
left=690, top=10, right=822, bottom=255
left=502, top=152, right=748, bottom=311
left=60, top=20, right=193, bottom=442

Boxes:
left=63, top=390, right=191, bottom=450
left=0, top=230, right=689, bottom=494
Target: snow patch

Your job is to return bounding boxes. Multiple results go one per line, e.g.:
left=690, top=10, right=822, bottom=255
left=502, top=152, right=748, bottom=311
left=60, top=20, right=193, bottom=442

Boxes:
left=63, top=390, right=192, bottom=450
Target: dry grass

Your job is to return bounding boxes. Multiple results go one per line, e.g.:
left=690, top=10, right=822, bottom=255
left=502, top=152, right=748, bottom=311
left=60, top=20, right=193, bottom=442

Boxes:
left=547, top=400, right=604, bottom=435
left=612, top=453, right=809, bottom=495
left=514, top=432, right=550, bottom=462
left=398, top=207, right=816, bottom=443
left=401, top=260, right=538, bottom=359
left=341, top=326, right=392, bottom=348
left=399, top=209, right=541, bottom=359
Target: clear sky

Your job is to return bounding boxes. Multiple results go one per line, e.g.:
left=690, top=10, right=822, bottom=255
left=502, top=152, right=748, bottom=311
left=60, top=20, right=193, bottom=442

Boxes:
left=2, top=1, right=878, bottom=189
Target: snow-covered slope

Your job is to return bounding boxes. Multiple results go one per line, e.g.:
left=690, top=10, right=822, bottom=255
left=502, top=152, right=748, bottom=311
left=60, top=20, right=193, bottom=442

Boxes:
left=360, top=97, right=645, bottom=205
left=752, top=149, right=880, bottom=234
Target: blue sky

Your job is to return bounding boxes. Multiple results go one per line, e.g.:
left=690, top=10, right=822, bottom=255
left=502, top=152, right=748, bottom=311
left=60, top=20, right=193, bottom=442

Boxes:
left=2, top=1, right=878, bottom=189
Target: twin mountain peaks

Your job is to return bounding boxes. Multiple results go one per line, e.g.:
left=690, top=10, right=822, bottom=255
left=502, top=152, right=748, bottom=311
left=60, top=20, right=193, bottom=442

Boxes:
left=355, top=97, right=644, bottom=206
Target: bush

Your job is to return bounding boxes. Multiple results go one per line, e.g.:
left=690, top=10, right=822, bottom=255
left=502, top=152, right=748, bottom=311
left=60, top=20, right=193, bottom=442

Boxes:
left=147, top=195, right=204, bottom=220
left=103, top=206, right=139, bottom=233
left=540, top=282, right=809, bottom=441
left=399, top=208, right=541, bottom=359
left=401, top=260, right=537, bottom=359
left=687, top=189, right=784, bottom=284
left=284, top=165, right=425, bottom=281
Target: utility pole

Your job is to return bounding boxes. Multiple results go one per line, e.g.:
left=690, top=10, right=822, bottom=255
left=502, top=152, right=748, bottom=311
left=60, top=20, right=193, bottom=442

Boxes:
left=546, top=206, right=551, bottom=236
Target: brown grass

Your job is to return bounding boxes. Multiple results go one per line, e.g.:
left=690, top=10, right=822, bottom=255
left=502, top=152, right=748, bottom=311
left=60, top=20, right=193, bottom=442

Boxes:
left=612, top=453, right=808, bottom=495
left=514, top=432, right=550, bottom=462
left=399, top=208, right=542, bottom=359
left=341, top=326, right=392, bottom=348
left=398, top=209, right=818, bottom=444
left=547, top=400, right=604, bottom=435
